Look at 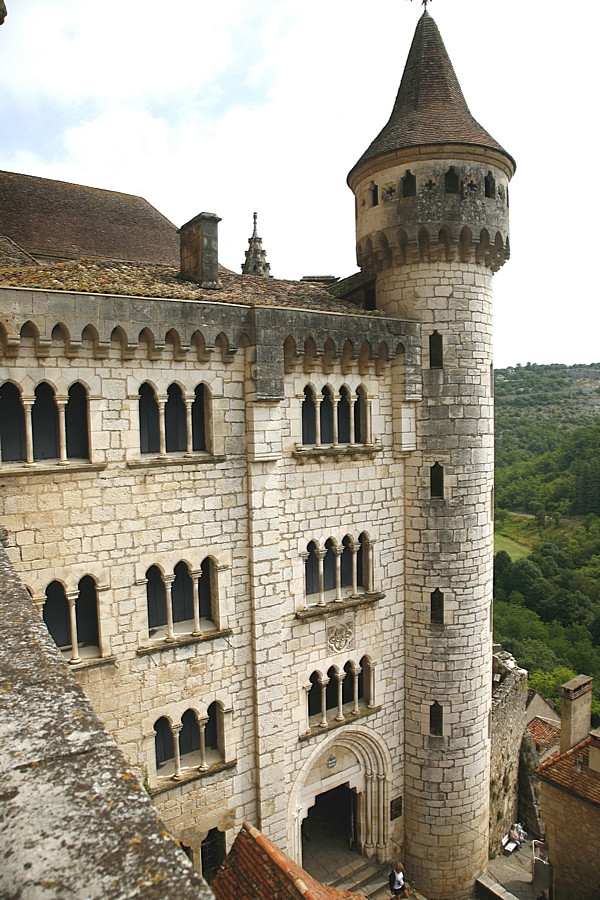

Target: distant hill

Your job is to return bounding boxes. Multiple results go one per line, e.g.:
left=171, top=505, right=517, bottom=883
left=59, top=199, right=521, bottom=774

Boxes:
left=495, top=363, right=600, bottom=467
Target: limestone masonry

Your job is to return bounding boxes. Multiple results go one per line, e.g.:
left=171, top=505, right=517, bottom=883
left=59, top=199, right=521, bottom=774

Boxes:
left=0, top=11, right=514, bottom=899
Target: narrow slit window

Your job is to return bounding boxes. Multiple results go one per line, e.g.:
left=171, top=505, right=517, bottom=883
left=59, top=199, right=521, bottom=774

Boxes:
left=429, top=331, right=443, bottom=369
left=430, top=462, right=444, bottom=500
left=430, top=589, right=444, bottom=625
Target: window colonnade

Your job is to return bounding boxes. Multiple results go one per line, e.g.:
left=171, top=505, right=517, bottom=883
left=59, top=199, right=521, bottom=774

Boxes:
left=0, top=380, right=88, bottom=464
left=301, top=384, right=372, bottom=447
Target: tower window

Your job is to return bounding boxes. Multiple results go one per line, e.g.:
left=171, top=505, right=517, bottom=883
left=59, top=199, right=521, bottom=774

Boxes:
left=430, top=589, right=444, bottom=625
left=401, top=170, right=416, bottom=197
left=430, top=701, right=443, bottom=736
left=369, top=183, right=379, bottom=207
left=430, top=462, right=444, bottom=500
left=429, top=331, right=443, bottom=369
left=485, top=172, right=496, bottom=199
left=444, top=168, right=460, bottom=195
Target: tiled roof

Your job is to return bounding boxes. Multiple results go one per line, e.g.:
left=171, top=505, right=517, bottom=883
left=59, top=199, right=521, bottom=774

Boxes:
left=211, top=822, right=364, bottom=900
left=0, top=170, right=180, bottom=265
left=527, top=717, right=561, bottom=755
left=0, top=258, right=375, bottom=316
left=349, top=12, right=514, bottom=179
left=538, top=738, right=600, bottom=807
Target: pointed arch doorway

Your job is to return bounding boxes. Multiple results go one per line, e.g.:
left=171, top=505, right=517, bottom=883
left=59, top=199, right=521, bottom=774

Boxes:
left=288, top=726, right=392, bottom=868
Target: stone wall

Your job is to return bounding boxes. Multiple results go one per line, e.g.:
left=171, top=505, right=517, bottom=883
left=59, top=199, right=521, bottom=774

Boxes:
left=489, top=651, right=528, bottom=849
left=540, top=781, right=600, bottom=899
left=0, top=286, right=417, bottom=875
left=0, top=533, right=211, bottom=900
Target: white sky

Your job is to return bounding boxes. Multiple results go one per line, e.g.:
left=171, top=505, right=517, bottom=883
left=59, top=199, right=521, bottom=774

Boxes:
left=1, top=0, right=598, bottom=369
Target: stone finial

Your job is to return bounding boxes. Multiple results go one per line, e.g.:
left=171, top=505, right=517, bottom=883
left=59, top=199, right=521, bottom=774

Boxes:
left=241, top=212, right=271, bottom=277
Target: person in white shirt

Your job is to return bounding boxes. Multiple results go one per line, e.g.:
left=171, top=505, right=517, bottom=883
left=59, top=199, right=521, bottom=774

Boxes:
left=388, top=862, right=409, bottom=899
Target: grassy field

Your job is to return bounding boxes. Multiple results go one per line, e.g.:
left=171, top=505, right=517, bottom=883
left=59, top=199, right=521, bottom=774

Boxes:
left=494, top=532, right=530, bottom=559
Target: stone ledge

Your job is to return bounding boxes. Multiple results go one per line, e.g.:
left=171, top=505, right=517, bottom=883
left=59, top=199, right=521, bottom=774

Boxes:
left=137, top=627, right=233, bottom=655
left=127, top=453, right=226, bottom=470
left=299, top=705, right=382, bottom=741
left=475, top=873, right=521, bottom=900
left=67, top=654, right=117, bottom=670
left=0, top=461, right=107, bottom=477
left=292, top=443, right=382, bottom=462
left=295, top=592, right=384, bottom=621
left=150, top=759, right=237, bottom=796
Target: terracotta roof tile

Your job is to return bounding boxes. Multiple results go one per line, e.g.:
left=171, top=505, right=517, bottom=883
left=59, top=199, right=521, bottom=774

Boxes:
left=211, top=823, right=365, bottom=900
left=349, top=12, right=514, bottom=180
left=0, top=170, right=180, bottom=265
left=0, top=258, right=375, bottom=316
left=538, top=738, right=600, bottom=808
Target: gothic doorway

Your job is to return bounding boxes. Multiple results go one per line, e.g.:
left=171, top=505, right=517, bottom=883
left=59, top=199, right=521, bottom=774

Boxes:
left=302, top=784, right=357, bottom=874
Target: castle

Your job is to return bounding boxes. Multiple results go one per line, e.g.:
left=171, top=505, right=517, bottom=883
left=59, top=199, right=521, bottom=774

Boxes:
left=0, top=11, right=514, bottom=899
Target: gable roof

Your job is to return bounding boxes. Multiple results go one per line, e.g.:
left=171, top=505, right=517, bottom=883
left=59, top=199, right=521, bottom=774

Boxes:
left=211, top=822, right=364, bottom=900
left=527, top=716, right=561, bottom=758
left=0, top=170, right=180, bottom=265
left=348, top=11, right=514, bottom=181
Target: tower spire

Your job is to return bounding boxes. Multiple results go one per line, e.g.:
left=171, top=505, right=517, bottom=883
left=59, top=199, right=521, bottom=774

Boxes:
left=241, top=212, right=271, bottom=277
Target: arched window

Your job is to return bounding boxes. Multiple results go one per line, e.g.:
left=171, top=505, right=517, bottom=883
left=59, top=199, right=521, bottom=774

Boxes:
left=429, top=331, right=443, bottom=369
left=201, top=828, right=226, bottom=885
left=308, top=672, right=321, bottom=719
left=139, top=383, right=159, bottom=454
left=430, top=589, right=444, bottom=625
left=192, top=384, right=208, bottom=451
left=323, top=539, right=336, bottom=593
left=338, top=386, right=351, bottom=443
left=445, top=167, right=460, bottom=194
left=146, top=565, right=167, bottom=631
left=302, top=386, right=316, bottom=445
left=354, top=387, right=367, bottom=444
left=485, top=171, right=496, bottom=199
left=430, top=462, right=444, bottom=500
left=342, top=661, right=354, bottom=705
left=154, top=717, right=174, bottom=767
left=180, top=709, right=200, bottom=756
left=172, top=561, right=194, bottom=624
left=0, top=382, right=26, bottom=462
left=65, top=382, right=89, bottom=459
left=199, top=557, right=214, bottom=622
left=205, top=701, right=219, bottom=752
left=369, top=183, right=379, bottom=207
left=43, top=581, right=70, bottom=649
left=165, top=383, right=186, bottom=453
left=75, top=575, right=99, bottom=648
left=430, top=701, right=443, bottom=736
left=341, top=536, right=353, bottom=589
left=402, top=170, right=416, bottom=198
left=357, top=532, right=369, bottom=591
left=305, top=541, right=319, bottom=597
left=320, top=386, right=334, bottom=444
left=32, top=382, right=59, bottom=460
left=326, top=666, right=338, bottom=711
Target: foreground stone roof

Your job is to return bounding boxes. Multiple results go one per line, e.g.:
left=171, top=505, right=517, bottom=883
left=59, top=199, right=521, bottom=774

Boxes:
left=0, top=259, right=374, bottom=315
left=211, top=822, right=363, bottom=900
left=0, top=537, right=211, bottom=900
left=349, top=11, right=514, bottom=179
left=538, top=737, right=600, bottom=808
left=0, top=169, right=180, bottom=265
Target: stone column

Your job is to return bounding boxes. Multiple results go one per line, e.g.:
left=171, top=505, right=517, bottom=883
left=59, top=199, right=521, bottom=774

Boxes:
left=67, top=590, right=80, bottom=664
left=56, top=398, right=68, bottom=464
left=164, top=575, right=175, bottom=641
left=171, top=723, right=183, bottom=780
left=198, top=716, right=209, bottom=771
left=332, top=397, right=339, bottom=446
left=184, top=399, right=194, bottom=456
left=334, top=547, right=343, bottom=601
left=319, top=676, right=329, bottom=727
left=350, top=541, right=359, bottom=598
left=192, top=569, right=202, bottom=634
left=23, top=399, right=34, bottom=465
left=158, top=399, right=167, bottom=457
left=316, top=549, right=326, bottom=606
left=336, top=672, right=346, bottom=721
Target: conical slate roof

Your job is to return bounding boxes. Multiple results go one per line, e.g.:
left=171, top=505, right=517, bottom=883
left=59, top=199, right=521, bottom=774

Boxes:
left=349, top=11, right=514, bottom=177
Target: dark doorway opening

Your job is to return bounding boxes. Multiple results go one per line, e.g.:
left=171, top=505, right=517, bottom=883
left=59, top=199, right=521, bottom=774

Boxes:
left=302, top=783, right=358, bottom=876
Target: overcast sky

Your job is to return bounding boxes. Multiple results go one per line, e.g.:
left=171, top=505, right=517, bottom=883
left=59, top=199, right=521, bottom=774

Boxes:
left=1, top=0, right=598, bottom=368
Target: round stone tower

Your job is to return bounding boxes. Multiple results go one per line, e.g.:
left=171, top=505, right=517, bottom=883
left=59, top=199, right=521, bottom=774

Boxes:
left=347, top=12, right=515, bottom=900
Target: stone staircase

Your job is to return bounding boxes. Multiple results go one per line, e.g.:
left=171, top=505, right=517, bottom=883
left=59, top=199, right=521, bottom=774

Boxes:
left=326, top=859, right=426, bottom=900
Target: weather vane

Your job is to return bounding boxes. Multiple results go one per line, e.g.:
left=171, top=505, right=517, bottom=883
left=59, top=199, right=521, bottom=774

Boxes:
left=408, top=0, right=431, bottom=7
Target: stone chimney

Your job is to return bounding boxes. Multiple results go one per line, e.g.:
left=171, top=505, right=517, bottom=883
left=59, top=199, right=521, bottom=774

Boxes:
left=179, top=212, right=221, bottom=288
left=559, top=674, right=593, bottom=754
